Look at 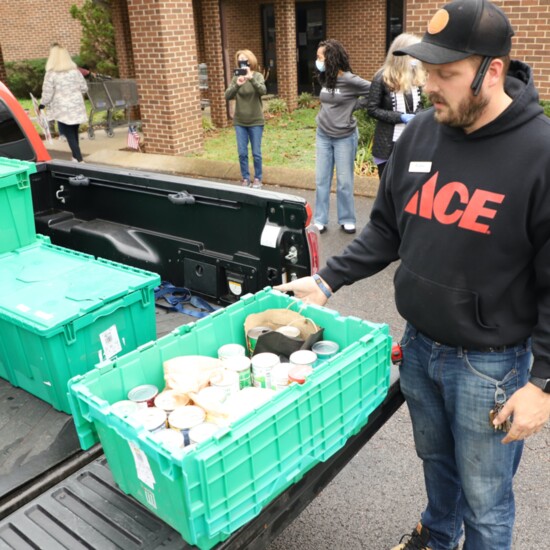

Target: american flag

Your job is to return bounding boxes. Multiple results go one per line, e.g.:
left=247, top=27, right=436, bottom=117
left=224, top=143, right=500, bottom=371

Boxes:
left=127, top=125, right=141, bottom=150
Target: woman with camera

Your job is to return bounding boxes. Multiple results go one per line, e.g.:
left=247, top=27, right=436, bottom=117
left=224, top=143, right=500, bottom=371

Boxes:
left=313, top=39, right=371, bottom=235
left=225, top=50, right=267, bottom=189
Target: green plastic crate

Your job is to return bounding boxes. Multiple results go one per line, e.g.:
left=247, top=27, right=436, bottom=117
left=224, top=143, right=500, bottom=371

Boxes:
left=68, top=288, right=391, bottom=549
left=0, top=158, right=37, bottom=254
left=0, top=240, right=160, bottom=413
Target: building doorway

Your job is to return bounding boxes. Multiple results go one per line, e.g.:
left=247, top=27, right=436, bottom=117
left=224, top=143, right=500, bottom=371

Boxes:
left=261, top=4, right=277, bottom=94
left=296, top=2, right=325, bottom=94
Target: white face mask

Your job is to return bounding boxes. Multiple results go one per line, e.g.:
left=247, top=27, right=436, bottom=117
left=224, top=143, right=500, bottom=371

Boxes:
left=410, top=59, right=419, bottom=67
left=315, top=60, right=325, bottom=73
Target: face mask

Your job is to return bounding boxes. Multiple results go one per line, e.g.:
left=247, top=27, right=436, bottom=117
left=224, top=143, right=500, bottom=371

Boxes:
left=410, top=59, right=418, bottom=67
left=239, top=60, right=249, bottom=68
left=315, top=60, right=325, bottom=73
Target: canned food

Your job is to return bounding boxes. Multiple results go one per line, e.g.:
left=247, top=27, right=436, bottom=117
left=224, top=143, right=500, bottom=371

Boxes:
left=210, top=369, right=240, bottom=400
left=111, top=399, right=140, bottom=417
left=154, top=428, right=184, bottom=450
left=246, top=326, right=272, bottom=355
left=223, top=355, right=252, bottom=389
left=196, top=385, right=228, bottom=405
left=289, top=350, right=317, bottom=368
left=271, top=362, right=292, bottom=391
left=188, top=422, right=220, bottom=445
left=154, top=390, right=190, bottom=413
left=251, top=352, right=280, bottom=389
left=312, top=340, right=340, bottom=366
left=275, top=325, right=301, bottom=338
left=288, top=364, right=313, bottom=384
left=128, top=384, right=159, bottom=408
left=136, top=406, right=167, bottom=433
left=217, top=343, right=246, bottom=360
left=168, top=405, right=206, bottom=446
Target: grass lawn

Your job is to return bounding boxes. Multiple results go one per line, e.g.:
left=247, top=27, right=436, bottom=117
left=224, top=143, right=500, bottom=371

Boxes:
left=194, top=106, right=318, bottom=172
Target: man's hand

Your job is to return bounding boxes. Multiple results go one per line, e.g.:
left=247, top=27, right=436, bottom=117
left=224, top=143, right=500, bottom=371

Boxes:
left=274, top=276, right=330, bottom=306
left=494, top=382, right=550, bottom=443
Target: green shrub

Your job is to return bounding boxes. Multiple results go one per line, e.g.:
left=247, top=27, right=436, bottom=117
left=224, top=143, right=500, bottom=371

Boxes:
left=354, top=109, right=376, bottom=148
left=297, top=92, right=317, bottom=109
left=266, top=98, right=288, bottom=116
left=5, top=58, right=47, bottom=98
left=541, top=100, right=550, bottom=118
left=70, top=0, right=118, bottom=76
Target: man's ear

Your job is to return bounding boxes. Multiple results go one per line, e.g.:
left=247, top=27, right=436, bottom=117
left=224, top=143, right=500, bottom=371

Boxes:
left=486, top=58, right=506, bottom=88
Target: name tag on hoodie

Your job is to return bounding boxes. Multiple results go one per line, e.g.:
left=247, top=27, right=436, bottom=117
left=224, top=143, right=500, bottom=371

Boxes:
left=409, top=161, right=432, bottom=173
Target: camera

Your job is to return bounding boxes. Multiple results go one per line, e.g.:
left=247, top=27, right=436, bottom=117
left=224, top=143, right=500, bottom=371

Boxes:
left=234, top=68, right=247, bottom=76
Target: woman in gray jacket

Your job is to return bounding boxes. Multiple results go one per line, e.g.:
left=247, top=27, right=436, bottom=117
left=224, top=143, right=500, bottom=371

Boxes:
left=40, top=44, right=88, bottom=162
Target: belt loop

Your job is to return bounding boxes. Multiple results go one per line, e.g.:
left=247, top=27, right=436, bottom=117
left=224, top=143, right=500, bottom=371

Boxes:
left=457, top=346, right=464, bottom=358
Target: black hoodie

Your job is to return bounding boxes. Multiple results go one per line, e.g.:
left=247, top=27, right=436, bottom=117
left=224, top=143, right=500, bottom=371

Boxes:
left=319, top=60, right=550, bottom=379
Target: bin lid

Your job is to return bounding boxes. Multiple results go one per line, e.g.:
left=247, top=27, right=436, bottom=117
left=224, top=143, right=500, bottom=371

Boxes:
left=0, top=158, right=36, bottom=188
left=0, top=243, right=158, bottom=332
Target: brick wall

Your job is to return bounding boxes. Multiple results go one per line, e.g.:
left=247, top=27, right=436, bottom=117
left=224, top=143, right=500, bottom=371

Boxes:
left=326, top=0, right=387, bottom=81
left=275, top=0, right=298, bottom=110
left=127, top=0, right=203, bottom=155
left=405, top=0, right=550, bottom=99
left=0, top=0, right=84, bottom=61
left=111, top=0, right=135, bottom=79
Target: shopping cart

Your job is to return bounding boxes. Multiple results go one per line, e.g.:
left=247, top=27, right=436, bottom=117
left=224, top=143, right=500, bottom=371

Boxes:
left=86, top=77, right=115, bottom=139
left=103, top=79, right=141, bottom=134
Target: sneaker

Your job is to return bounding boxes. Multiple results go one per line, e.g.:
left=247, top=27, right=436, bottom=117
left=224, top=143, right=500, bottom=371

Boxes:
left=391, top=523, right=459, bottom=550
left=252, top=178, right=262, bottom=189
left=241, top=178, right=250, bottom=187
left=313, top=222, right=327, bottom=234
left=341, top=223, right=356, bottom=234
left=391, top=523, right=431, bottom=550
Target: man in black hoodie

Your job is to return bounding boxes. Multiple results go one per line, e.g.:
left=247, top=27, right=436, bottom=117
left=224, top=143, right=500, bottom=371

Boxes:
left=276, top=0, right=550, bottom=548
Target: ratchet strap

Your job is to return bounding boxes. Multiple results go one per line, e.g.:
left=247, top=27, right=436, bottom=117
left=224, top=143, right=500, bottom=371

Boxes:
left=154, top=281, right=220, bottom=318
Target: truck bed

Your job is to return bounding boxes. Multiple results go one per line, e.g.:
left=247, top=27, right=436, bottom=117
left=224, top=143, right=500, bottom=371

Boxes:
left=0, top=307, right=402, bottom=548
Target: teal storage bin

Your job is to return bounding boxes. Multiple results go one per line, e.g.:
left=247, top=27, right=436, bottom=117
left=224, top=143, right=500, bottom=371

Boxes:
left=0, top=240, right=160, bottom=413
left=68, top=288, right=391, bottom=549
left=0, top=158, right=37, bottom=254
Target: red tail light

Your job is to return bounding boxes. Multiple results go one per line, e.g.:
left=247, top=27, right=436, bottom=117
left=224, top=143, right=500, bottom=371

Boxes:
left=304, top=201, right=313, bottom=228
left=305, top=225, right=320, bottom=275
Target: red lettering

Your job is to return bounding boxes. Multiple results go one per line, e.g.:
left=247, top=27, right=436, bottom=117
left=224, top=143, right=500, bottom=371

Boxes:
left=459, top=189, right=505, bottom=233
left=433, top=182, right=468, bottom=224
left=404, top=173, right=505, bottom=234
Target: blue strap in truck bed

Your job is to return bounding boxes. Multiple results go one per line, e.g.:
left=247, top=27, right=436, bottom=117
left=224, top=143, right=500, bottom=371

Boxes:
left=154, top=281, right=220, bottom=318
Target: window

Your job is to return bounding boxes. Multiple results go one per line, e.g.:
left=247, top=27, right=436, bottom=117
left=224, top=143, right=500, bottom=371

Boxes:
left=0, top=100, right=36, bottom=161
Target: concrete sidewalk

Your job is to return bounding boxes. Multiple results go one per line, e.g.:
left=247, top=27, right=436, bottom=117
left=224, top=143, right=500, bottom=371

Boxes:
left=45, top=126, right=380, bottom=197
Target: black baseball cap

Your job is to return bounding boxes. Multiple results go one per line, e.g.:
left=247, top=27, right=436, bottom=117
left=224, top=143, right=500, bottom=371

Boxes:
left=394, top=0, right=514, bottom=64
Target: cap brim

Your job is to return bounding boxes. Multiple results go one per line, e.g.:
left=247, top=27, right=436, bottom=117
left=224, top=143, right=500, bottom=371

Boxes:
left=394, top=41, right=471, bottom=64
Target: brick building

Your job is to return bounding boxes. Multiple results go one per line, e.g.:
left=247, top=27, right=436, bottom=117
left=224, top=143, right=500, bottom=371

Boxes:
left=2, top=0, right=549, bottom=156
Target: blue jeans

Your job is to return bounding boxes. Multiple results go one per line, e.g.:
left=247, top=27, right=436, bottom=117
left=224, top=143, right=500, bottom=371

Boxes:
left=399, top=324, right=531, bottom=550
left=235, top=125, right=263, bottom=181
left=314, top=127, right=358, bottom=226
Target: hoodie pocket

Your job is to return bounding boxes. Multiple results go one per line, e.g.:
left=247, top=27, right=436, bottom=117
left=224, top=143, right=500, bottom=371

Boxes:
left=394, top=263, right=498, bottom=345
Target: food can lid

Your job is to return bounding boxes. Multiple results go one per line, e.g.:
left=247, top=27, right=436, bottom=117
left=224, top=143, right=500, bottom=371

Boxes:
left=251, top=352, right=280, bottom=368
left=289, top=350, right=317, bottom=365
left=218, top=343, right=246, bottom=359
left=168, top=405, right=206, bottom=429
left=111, top=399, right=140, bottom=417
left=154, top=390, right=190, bottom=411
left=136, top=407, right=167, bottom=430
left=222, top=355, right=252, bottom=372
left=275, top=325, right=301, bottom=338
left=312, top=340, right=340, bottom=356
left=154, top=428, right=184, bottom=449
left=128, top=384, right=159, bottom=402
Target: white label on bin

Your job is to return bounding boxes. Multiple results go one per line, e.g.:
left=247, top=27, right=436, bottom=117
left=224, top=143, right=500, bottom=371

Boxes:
left=260, top=223, right=281, bottom=248
left=100, top=325, right=122, bottom=359
left=144, top=487, right=157, bottom=509
left=16, top=304, right=31, bottom=313
left=129, top=441, right=156, bottom=489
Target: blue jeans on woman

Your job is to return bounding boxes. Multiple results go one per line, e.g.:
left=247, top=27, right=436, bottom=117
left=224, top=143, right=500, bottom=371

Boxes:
left=57, top=121, right=83, bottom=162
left=399, top=324, right=531, bottom=550
left=314, top=127, right=358, bottom=226
left=235, top=125, right=263, bottom=182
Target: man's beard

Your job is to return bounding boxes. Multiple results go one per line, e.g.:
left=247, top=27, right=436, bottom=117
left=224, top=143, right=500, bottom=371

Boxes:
left=429, top=91, right=490, bottom=129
